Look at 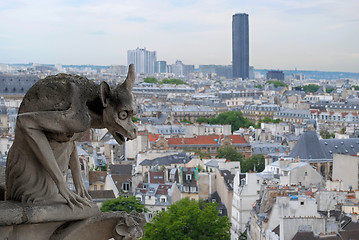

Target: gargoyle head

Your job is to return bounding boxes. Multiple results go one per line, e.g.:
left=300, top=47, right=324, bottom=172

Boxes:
left=100, top=64, right=137, bottom=145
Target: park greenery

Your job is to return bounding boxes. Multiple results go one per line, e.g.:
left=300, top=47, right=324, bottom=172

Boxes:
left=142, top=198, right=231, bottom=240
left=300, top=84, right=320, bottom=93
left=161, top=78, right=186, bottom=85
left=196, top=111, right=255, bottom=132
left=143, top=77, right=158, bottom=84
left=100, top=196, right=147, bottom=213
left=266, top=80, right=288, bottom=88
left=196, top=111, right=280, bottom=132
left=181, top=119, right=193, bottom=124
left=254, top=84, right=262, bottom=89
left=143, top=77, right=186, bottom=85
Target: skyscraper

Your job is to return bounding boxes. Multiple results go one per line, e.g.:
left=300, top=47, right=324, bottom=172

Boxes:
left=127, top=47, right=157, bottom=74
left=232, top=13, right=249, bottom=79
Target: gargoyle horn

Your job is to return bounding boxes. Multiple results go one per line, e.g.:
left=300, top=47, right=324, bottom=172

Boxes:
left=118, top=64, right=135, bottom=91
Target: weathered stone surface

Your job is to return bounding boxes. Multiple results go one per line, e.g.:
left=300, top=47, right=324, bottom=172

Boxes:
left=0, top=65, right=143, bottom=240
left=51, top=211, right=145, bottom=240
left=0, top=210, right=145, bottom=240
left=6, top=64, right=137, bottom=209
left=0, top=201, right=100, bottom=225
left=0, top=222, right=65, bottom=240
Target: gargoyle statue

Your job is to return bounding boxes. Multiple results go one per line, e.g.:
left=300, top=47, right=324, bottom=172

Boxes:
left=6, top=65, right=137, bottom=209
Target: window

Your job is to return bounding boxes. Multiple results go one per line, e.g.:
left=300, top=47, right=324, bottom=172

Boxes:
left=161, top=197, right=166, bottom=203
left=300, top=201, right=304, bottom=206
left=100, top=185, right=104, bottom=190
left=305, top=172, right=308, bottom=176
left=257, top=191, right=260, bottom=195
left=123, top=183, right=130, bottom=192
left=94, top=185, right=97, bottom=190
left=162, top=208, right=165, bottom=212
left=218, top=209, right=223, bottom=214
left=148, top=213, right=153, bottom=219
left=186, top=174, right=192, bottom=181
left=257, top=180, right=260, bottom=184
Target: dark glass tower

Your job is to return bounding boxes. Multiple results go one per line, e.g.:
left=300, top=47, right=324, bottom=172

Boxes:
left=232, top=13, right=249, bottom=79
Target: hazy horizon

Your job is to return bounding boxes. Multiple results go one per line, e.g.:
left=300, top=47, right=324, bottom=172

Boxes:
left=1, top=0, right=358, bottom=72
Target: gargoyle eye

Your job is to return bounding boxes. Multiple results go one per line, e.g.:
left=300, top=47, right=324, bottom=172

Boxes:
left=118, top=111, right=128, bottom=120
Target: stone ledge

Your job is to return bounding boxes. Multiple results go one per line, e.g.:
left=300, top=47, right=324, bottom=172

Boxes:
left=0, top=201, right=100, bottom=225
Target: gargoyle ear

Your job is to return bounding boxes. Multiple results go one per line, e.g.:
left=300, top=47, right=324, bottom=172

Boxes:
left=100, top=81, right=111, bottom=107
left=123, top=64, right=135, bottom=90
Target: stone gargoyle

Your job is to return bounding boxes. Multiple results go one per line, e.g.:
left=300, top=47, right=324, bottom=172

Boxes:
left=6, top=64, right=137, bottom=208
left=2, top=64, right=144, bottom=240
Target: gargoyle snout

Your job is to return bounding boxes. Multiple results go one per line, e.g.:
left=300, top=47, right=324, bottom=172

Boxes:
left=127, top=127, right=137, bottom=141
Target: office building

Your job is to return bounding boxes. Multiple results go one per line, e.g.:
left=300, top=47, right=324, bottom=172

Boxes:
left=127, top=48, right=157, bottom=74
left=266, top=70, right=284, bottom=81
left=155, top=61, right=167, bottom=73
left=232, top=13, right=249, bottom=79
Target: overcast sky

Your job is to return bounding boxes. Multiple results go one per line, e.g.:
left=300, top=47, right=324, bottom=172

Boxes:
left=1, top=0, right=358, bottom=72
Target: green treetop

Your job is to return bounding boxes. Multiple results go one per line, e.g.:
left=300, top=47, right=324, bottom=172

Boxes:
left=100, top=195, right=147, bottom=213
left=241, top=154, right=265, bottom=173
left=142, top=198, right=231, bottom=240
left=160, top=78, right=187, bottom=85
left=217, top=146, right=243, bottom=162
left=266, top=80, right=288, bottom=88
left=196, top=111, right=255, bottom=132
left=143, top=77, right=158, bottom=84
left=299, top=84, right=320, bottom=93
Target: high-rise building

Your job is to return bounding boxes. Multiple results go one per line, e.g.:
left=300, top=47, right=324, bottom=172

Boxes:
left=232, top=13, right=249, bottom=79
left=127, top=48, right=157, bottom=74
left=169, top=60, right=194, bottom=77
left=266, top=70, right=284, bottom=81
left=155, top=61, right=167, bottom=73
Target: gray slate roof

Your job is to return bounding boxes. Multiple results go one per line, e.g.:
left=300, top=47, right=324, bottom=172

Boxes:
left=140, top=152, right=191, bottom=166
left=289, top=131, right=359, bottom=161
left=0, top=74, right=39, bottom=94
left=109, top=164, right=132, bottom=175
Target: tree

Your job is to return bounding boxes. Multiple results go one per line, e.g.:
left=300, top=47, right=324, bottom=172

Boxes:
left=254, top=84, right=262, bottom=89
left=320, top=129, right=334, bottom=139
left=196, top=111, right=255, bottom=132
left=255, top=117, right=281, bottom=128
left=142, top=198, right=231, bottom=240
left=160, top=78, right=186, bottom=85
left=326, top=87, right=335, bottom=93
left=144, top=77, right=158, bottom=84
left=194, top=149, right=211, bottom=160
left=132, top=116, right=140, bottom=123
left=266, top=80, right=288, bottom=88
left=181, top=118, right=193, bottom=124
left=217, top=146, right=243, bottom=162
left=300, top=84, right=320, bottom=93
left=241, top=154, right=265, bottom=173
left=100, top=196, right=147, bottom=213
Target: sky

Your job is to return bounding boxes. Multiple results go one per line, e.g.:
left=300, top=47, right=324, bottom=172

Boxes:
left=0, top=0, right=358, bottom=72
